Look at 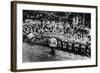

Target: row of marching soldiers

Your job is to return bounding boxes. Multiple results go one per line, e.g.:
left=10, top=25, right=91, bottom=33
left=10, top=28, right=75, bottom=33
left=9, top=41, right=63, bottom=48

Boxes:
left=45, top=33, right=91, bottom=57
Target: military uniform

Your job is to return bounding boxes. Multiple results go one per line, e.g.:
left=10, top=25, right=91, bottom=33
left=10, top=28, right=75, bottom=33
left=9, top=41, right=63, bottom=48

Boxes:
left=49, top=37, right=57, bottom=56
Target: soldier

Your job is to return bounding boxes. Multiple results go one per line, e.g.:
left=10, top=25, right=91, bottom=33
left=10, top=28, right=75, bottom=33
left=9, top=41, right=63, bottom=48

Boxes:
left=49, top=35, right=57, bottom=56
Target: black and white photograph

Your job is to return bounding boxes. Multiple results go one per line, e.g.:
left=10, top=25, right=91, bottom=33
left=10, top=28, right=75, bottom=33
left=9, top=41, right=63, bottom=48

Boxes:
left=22, top=10, right=91, bottom=62
left=11, top=1, right=97, bottom=71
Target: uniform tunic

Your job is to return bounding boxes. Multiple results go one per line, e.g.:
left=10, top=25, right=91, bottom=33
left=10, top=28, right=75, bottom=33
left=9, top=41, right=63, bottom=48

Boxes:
left=49, top=37, right=57, bottom=48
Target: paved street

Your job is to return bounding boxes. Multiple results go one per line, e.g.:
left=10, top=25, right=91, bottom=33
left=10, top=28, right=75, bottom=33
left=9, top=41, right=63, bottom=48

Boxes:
left=23, top=42, right=90, bottom=63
